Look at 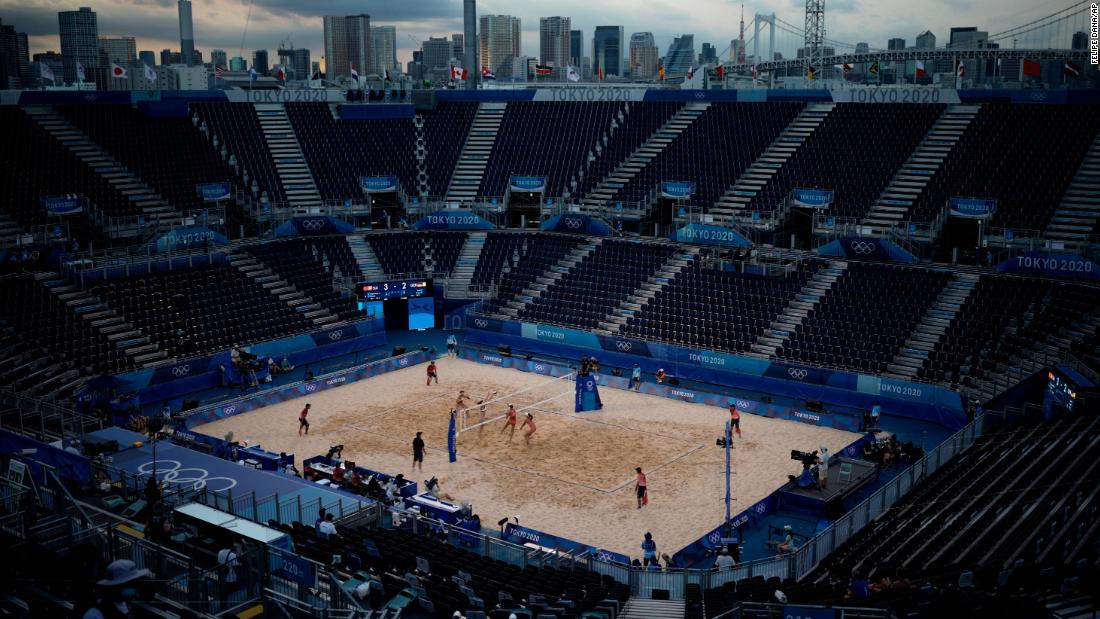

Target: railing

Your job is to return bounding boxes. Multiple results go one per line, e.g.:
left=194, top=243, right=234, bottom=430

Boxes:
left=0, top=387, right=103, bottom=441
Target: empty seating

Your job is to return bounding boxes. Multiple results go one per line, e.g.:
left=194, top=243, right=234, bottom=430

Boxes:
left=367, top=231, right=468, bottom=277
left=482, top=234, right=584, bottom=314
left=421, top=101, right=478, bottom=196
left=191, top=102, right=286, bottom=204
left=246, top=237, right=362, bottom=322
left=575, top=102, right=681, bottom=198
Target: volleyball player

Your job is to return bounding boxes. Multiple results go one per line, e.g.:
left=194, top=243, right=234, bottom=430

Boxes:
left=729, top=402, right=742, bottom=438
left=298, top=403, right=311, bottom=436
left=500, top=403, right=518, bottom=440
left=425, top=360, right=438, bottom=386
left=475, top=390, right=498, bottom=435
left=520, top=412, right=537, bottom=445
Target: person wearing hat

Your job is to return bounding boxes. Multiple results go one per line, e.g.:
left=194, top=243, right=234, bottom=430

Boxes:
left=80, top=559, right=151, bottom=619
left=817, top=446, right=830, bottom=490
left=777, top=525, right=795, bottom=555
left=655, top=368, right=666, bottom=384
left=714, top=546, right=736, bottom=570
left=631, top=364, right=642, bottom=391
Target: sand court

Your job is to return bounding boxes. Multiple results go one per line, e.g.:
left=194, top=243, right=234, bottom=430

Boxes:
left=194, top=356, right=859, bottom=558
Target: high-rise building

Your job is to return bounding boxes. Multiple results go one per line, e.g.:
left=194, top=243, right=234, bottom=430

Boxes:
left=628, top=32, right=658, bottom=80
left=58, top=7, right=99, bottom=85
left=31, top=51, right=62, bottom=87
left=887, top=37, right=906, bottom=50
left=209, top=49, right=227, bottom=69
left=228, top=56, right=246, bottom=71
left=480, top=14, right=521, bottom=76
left=730, top=39, right=745, bottom=65
left=451, top=33, right=464, bottom=59
left=539, top=16, right=571, bottom=75
left=178, top=0, right=195, bottom=65
left=422, top=37, right=453, bottom=79
left=253, top=50, right=269, bottom=74
left=0, top=18, right=29, bottom=89
left=665, top=34, right=694, bottom=75
left=158, top=63, right=207, bottom=89
left=855, top=42, right=870, bottom=53
left=161, top=49, right=182, bottom=66
left=946, top=28, right=989, bottom=83
left=569, top=30, right=583, bottom=68
left=1072, top=31, right=1088, bottom=49
left=463, top=0, right=478, bottom=89
left=699, top=42, right=717, bottom=66
left=592, top=26, right=624, bottom=77
left=99, top=37, right=136, bottom=67
left=323, top=13, right=372, bottom=82
left=915, top=31, right=935, bottom=49
left=371, top=26, right=397, bottom=75
left=139, top=50, right=156, bottom=67
left=278, top=47, right=310, bottom=80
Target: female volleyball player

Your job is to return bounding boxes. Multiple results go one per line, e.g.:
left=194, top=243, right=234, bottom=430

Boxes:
left=475, top=390, right=498, bottom=434
left=500, top=403, right=518, bottom=440
left=520, top=412, right=537, bottom=445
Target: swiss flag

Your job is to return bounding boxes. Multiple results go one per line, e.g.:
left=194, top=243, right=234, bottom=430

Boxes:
left=1023, top=58, right=1041, bottom=78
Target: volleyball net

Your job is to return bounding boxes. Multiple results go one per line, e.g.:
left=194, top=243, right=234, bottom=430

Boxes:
left=454, top=372, right=576, bottom=436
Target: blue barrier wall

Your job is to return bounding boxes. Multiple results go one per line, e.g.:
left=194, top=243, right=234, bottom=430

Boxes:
left=0, top=428, right=92, bottom=484
left=464, top=315, right=965, bottom=429
left=118, top=318, right=386, bottom=403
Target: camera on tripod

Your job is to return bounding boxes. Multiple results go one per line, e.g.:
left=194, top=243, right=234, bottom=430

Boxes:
left=326, top=444, right=345, bottom=460
left=791, top=449, right=820, bottom=470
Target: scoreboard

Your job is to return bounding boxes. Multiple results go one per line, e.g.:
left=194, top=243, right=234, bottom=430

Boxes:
left=359, top=278, right=433, bottom=301
left=358, top=278, right=437, bottom=331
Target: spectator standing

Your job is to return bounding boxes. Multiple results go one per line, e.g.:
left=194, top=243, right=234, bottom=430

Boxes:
left=412, top=432, right=426, bottom=471
left=79, top=559, right=151, bottom=619
left=631, top=364, right=642, bottom=391
left=641, top=532, right=658, bottom=566
left=218, top=542, right=242, bottom=587
left=446, top=334, right=458, bottom=356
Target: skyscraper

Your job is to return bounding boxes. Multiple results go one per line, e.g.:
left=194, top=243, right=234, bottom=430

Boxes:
left=539, top=16, right=571, bottom=75
left=0, top=18, right=29, bottom=89
left=855, top=42, right=870, bottom=53
left=1072, top=31, right=1087, bottom=49
left=698, top=42, right=717, bottom=66
left=452, top=33, right=464, bottom=60
left=99, top=37, right=136, bottom=66
left=32, top=51, right=62, bottom=87
left=371, top=26, right=397, bottom=75
left=570, top=30, right=583, bottom=67
left=421, top=37, right=453, bottom=79
left=58, top=7, right=99, bottom=85
left=665, top=34, right=695, bottom=75
left=209, top=49, right=227, bottom=69
left=161, top=49, right=181, bottom=66
left=887, top=37, right=906, bottom=50
left=948, top=28, right=989, bottom=83
left=278, top=47, right=310, bottom=80
left=323, top=14, right=372, bottom=82
left=463, top=0, right=478, bottom=89
left=730, top=39, right=745, bottom=64
left=253, top=49, right=269, bottom=74
left=139, top=50, right=156, bottom=68
left=628, top=32, right=658, bottom=80
left=228, top=56, right=246, bottom=71
left=915, top=31, right=935, bottom=49
left=480, top=15, right=521, bottom=76
left=178, top=0, right=195, bottom=66
left=592, top=26, right=624, bottom=77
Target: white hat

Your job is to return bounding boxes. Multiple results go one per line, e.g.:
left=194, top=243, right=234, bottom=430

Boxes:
left=783, top=525, right=792, bottom=531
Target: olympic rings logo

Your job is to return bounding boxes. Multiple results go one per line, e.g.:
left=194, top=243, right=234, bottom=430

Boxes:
left=223, top=405, right=236, bottom=415
left=1030, top=92, right=1047, bottom=101
left=694, top=91, right=706, bottom=99
left=615, top=341, right=632, bottom=351
left=533, top=364, right=546, bottom=372
left=328, top=330, right=344, bottom=341
left=305, top=384, right=317, bottom=392
left=301, top=219, right=326, bottom=231
left=788, top=368, right=808, bottom=380
left=708, top=531, right=722, bottom=544
left=850, top=241, right=876, bottom=255
left=171, top=365, right=191, bottom=377
left=398, top=358, right=409, bottom=366
left=138, top=459, right=238, bottom=492
left=755, top=502, right=767, bottom=515
left=474, top=319, right=488, bottom=328
left=564, top=217, right=583, bottom=229
left=735, top=399, right=751, bottom=410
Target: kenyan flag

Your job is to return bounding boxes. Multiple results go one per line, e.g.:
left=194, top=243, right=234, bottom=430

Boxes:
left=535, top=64, right=553, bottom=77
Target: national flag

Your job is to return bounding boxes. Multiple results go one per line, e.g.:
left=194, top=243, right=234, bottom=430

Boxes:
left=461, top=67, right=468, bottom=80
left=914, top=60, right=926, bottom=78
left=687, top=65, right=694, bottom=80
left=657, top=65, right=664, bottom=81
left=482, top=66, right=496, bottom=80
left=40, top=62, right=55, bottom=83
left=868, top=62, right=879, bottom=77
left=249, top=66, right=258, bottom=82
left=806, top=65, right=816, bottom=80
left=143, top=63, right=157, bottom=83
left=383, top=67, right=392, bottom=82
left=215, top=65, right=224, bottom=78
left=956, top=61, right=966, bottom=78
left=1023, top=58, right=1041, bottom=78
left=566, top=65, right=580, bottom=82
left=350, top=64, right=359, bottom=82
left=842, top=63, right=852, bottom=78
left=110, top=63, right=128, bottom=79
left=276, top=65, right=287, bottom=81
left=715, top=64, right=725, bottom=79
left=76, top=62, right=85, bottom=82
left=599, top=65, right=605, bottom=81
left=751, top=65, right=758, bottom=79
left=1065, top=60, right=1081, bottom=78
left=535, top=64, right=553, bottom=77
left=311, top=70, right=322, bottom=80
left=451, top=64, right=461, bottom=80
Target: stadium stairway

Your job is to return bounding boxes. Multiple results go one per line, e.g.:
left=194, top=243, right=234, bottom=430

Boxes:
left=580, top=102, right=707, bottom=209
left=620, top=597, right=685, bottom=618
left=254, top=103, right=324, bottom=209
left=21, top=105, right=183, bottom=237
left=445, top=102, right=507, bottom=203
left=710, top=102, right=835, bottom=226
left=887, top=272, right=979, bottom=379
left=228, top=252, right=338, bottom=326
left=38, top=272, right=167, bottom=371
left=497, top=239, right=604, bottom=318
left=597, top=246, right=701, bottom=333
left=447, top=231, right=488, bottom=297
left=750, top=260, right=847, bottom=357
left=346, top=236, right=385, bottom=280
left=1045, top=128, right=1100, bottom=243
left=862, top=104, right=981, bottom=237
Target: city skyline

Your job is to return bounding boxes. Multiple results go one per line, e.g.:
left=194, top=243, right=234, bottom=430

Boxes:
left=0, top=0, right=1070, bottom=72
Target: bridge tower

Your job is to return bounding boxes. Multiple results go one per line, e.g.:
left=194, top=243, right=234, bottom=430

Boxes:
left=803, top=0, right=825, bottom=78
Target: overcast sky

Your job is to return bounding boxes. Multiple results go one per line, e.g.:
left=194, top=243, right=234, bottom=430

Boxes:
left=0, top=0, right=1076, bottom=67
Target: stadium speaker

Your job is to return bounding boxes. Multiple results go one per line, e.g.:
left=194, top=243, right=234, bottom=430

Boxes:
left=805, top=400, right=824, bottom=413
left=180, top=399, right=200, bottom=412
left=392, top=346, right=407, bottom=356
left=497, top=344, right=512, bottom=357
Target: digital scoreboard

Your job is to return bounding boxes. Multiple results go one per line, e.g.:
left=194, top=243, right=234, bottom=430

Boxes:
left=359, top=278, right=433, bottom=301
left=358, top=278, right=437, bottom=331
left=1045, top=365, right=1096, bottom=418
